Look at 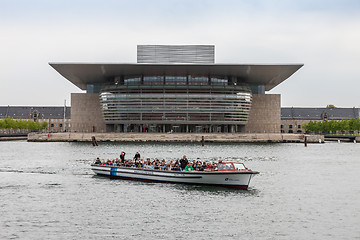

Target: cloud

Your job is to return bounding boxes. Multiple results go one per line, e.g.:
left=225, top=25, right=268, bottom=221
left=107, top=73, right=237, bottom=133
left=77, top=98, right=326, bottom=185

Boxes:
left=0, top=0, right=359, bottom=106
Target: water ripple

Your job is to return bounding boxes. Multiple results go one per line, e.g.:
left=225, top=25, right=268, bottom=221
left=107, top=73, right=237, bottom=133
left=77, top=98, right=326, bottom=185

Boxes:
left=0, top=141, right=359, bottom=239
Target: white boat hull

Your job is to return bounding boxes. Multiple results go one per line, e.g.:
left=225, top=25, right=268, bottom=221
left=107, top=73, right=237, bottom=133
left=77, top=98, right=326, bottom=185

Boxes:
left=91, top=165, right=258, bottom=189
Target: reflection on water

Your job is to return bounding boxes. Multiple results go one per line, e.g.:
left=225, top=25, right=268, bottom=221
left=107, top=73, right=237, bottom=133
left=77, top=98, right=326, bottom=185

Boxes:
left=0, top=141, right=359, bottom=239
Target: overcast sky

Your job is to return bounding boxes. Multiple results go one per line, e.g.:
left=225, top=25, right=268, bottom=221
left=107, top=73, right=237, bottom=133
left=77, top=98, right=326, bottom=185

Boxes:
left=1, top=0, right=359, bottom=107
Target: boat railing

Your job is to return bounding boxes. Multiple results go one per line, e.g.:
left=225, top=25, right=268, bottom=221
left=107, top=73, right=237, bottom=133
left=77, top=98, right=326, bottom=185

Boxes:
left=91, top=162, right=253, bottom=173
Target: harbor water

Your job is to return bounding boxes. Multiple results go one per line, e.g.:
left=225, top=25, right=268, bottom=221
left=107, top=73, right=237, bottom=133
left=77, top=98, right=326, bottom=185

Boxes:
left=0, top=141, right=359, bottom=239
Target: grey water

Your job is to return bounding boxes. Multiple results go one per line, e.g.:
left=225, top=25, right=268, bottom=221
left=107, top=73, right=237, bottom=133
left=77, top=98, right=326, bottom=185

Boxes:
left=0, top=141, right=359, bottom=239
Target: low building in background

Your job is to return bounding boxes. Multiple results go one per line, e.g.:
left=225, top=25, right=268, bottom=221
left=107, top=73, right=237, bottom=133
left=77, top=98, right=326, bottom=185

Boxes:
left=2, top=106, right=358, bottom=134
left=281, top=107, right=360, bottom=134
left=0, top=106, right=71, bottom=133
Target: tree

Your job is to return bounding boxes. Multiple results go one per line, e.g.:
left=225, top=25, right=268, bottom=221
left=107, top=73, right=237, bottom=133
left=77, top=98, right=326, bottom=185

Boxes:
left=4, top=118, right=13, bottom=129
left=355, top=119, right=360, bottom=131
left=340, top=120, right=350, bottom=132
left=0, top=119, right=6, bottom=129
left=303, top=120, right=318, bottom=132
left=303, top=119, right=360, bottom=134
left=326, top=104, right=336, bottom=108
left=322, top=120, right=331, bottom=132
left=0, top=118, right=47, bottom=131
left=329, top=120, right=339, bottom=133
left=40, top=121, right=48, bottom=130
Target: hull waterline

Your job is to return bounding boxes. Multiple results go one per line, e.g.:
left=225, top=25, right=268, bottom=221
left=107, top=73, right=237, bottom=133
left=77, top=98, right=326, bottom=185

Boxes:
left=91, top=164, right=258, bottom=190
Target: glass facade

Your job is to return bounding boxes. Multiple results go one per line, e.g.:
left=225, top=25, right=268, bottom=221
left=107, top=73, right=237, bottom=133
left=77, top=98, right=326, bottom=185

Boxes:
left=99, top=75, right=252, bottom=133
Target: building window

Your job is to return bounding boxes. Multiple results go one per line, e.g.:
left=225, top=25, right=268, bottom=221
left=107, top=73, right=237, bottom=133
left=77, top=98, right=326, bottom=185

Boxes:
left=124, top=77, right=141, bottom=85
left=211, top=77, right=228, bottom=85
left=322, top=112, right=329, bottom=120
left=165, top=76, right=186, bottom=85
left=188, top=76, right=208, bottom=85
left=288, top=130, right=293, bottom=133
left=144, top=76, right=164, bottom=85
left=59, top=124, right=63, bottom=128
left=298, top=125, right=301, bottom=128
left=50, top=124, right=54, bottom=127
left=289, top=125, right=293, bottom=129
left=281, top=125, right=283, bottom=128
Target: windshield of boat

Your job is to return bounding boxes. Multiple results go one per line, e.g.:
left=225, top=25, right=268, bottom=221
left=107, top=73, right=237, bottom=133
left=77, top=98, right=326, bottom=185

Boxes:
left=233, top=163, right=246, bottom=170
left=218, top=163, right=235, bottom=170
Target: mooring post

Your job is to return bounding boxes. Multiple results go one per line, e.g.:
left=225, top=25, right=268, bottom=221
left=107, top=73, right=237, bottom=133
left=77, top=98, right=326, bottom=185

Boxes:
left=201, top=136, right=205, bottom=147
left=92, top=136, right=98, bottom=146
left=304, top=136, right=307, bottom=147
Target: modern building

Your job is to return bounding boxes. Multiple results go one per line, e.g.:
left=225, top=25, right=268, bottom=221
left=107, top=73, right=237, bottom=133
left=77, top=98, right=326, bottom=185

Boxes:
left=0, top=106, right=71, bottom=133
left=281, top=107, right=360, bottom=133
left=50, top=45, right=303, bottom=133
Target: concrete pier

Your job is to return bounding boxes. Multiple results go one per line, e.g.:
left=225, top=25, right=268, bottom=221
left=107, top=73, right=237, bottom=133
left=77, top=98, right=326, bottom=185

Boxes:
left=27, top=132, right=324, bottom=143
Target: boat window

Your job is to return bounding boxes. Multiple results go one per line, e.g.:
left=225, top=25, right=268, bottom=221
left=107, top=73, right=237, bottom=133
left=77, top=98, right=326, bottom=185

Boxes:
left=233, top=163, right=246, bottom=170
left=218, top=163, right=235, bottom=170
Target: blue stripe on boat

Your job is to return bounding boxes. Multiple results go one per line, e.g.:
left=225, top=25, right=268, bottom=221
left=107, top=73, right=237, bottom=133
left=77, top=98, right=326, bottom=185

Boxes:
left=110, top=167, right=117, bottom=176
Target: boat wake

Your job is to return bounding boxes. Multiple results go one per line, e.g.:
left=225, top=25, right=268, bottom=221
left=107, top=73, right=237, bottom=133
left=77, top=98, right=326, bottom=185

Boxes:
left=0, top=168, right=57, bottom=175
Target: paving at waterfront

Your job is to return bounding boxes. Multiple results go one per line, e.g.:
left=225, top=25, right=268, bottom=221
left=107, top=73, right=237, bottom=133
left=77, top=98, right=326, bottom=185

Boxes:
left=27, top=132, right=327, bottom=143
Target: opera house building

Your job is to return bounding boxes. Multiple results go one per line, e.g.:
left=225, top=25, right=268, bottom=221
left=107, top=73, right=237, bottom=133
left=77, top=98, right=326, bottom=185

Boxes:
left=50, top=45, right=302, bottom=133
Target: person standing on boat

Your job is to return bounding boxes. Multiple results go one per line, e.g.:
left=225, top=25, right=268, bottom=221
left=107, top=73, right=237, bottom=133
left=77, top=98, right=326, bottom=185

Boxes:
left=120, top=152, right=126, bottom=163
left=180, top=155, right=188, bottom=171
left=133, top=152, right=140, bottom=161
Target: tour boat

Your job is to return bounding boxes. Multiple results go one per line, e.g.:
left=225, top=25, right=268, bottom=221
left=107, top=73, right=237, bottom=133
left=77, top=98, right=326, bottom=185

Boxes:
left=91, top=162, right=259, bottom=190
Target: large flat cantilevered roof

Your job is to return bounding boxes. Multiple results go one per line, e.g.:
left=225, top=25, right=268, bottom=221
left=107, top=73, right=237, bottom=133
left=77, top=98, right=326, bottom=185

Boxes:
left=50, top=63, right=303, bottom=91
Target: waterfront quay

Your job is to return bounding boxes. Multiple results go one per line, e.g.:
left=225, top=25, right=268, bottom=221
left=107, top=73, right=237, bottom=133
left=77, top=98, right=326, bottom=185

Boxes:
left=27, top=132, right=326, bottom=143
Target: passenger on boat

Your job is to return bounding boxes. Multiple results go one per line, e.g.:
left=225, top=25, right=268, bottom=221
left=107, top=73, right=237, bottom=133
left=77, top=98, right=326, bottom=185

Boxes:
left=95, top=157, right=101, bottom=164
left=136, top=158, right=140, bottom=168
left=180, top=155, right=188, bottom=171
left=213, top=163, right=218, bottom=170
left=166, top=160, right=174, bottom=171
left=144, top=160, right=152, bottom=169
left=159, top=160, right=166, bottom=170
left=134, top=152, right=141, bottom=161
left=152, top=161, right=159, bottom=170
left=134, top=157, right=140, bottom=168
left=172, top=160, right=181, bottom=171
left=205, top=162, right=213, bottom=170
left=139, top=158, right=145, bottom=168
left=194, top=161, right=203, bottom=171
left=145, top=158, right=151, bottom=166
left=185, top=162, right=194, bottom=171
left=201, top=162, right=207, bottom=171
left=126, top=159, right=133, bottom=167
left=120, top=152, right=126, bottom=163
left=106, top=159, right=113, bottom=165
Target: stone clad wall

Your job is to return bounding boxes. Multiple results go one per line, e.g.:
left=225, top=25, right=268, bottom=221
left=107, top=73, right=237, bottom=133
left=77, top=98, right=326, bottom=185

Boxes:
left=245, top=94, right=281, bottom=133
left=71, top=93, right=106, bottom=133
left=70, top=93, right=280, bottom=133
